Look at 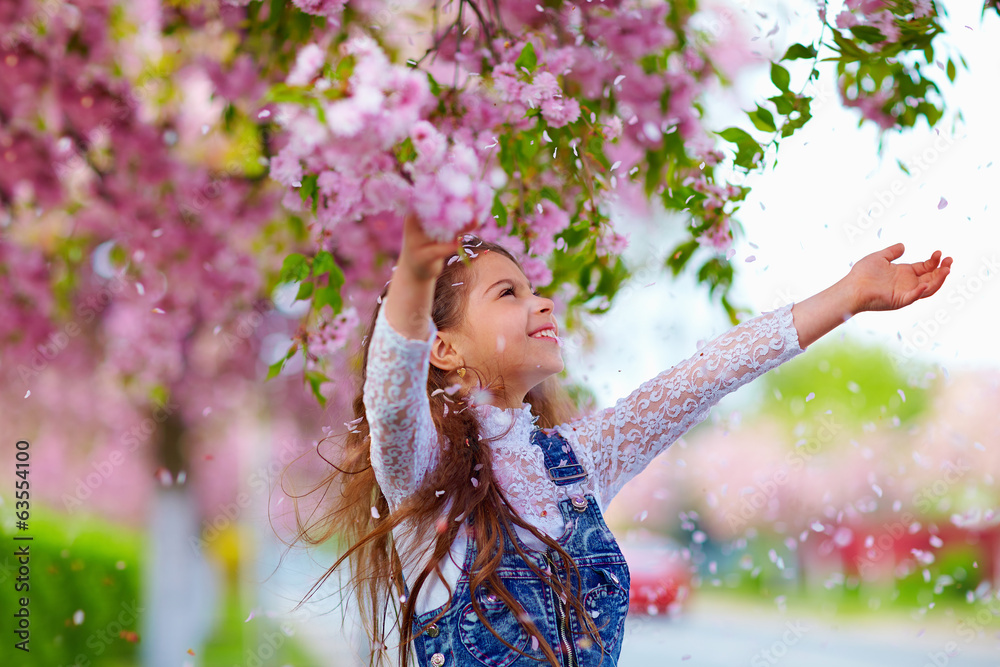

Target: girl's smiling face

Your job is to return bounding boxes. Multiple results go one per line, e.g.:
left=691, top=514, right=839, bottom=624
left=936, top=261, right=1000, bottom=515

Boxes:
left=431, top=251, right=563, bottom=408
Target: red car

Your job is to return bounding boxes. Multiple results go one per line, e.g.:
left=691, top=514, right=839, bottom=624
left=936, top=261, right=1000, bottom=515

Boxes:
left=618, top=535, right=692, bottom=615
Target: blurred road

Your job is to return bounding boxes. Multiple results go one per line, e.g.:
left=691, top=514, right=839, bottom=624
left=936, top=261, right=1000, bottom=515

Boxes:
left=619, top=594, right=1000, bottom=667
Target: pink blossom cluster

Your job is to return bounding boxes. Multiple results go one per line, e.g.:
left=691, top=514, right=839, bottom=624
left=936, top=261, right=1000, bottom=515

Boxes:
left=273, top=37, right=498, bottom=243
left=291, top=0, right=348, bottom=25
left=305, top=305, right=360, bottom=364
left=835, top=0, right=933, bottom=43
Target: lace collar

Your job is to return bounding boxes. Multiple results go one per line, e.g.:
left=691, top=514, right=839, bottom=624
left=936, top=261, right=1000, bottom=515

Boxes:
left=471, top=401, right=541, bottom=439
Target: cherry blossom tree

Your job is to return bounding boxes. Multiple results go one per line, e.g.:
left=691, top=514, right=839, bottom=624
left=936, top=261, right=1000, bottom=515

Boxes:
left=0, top=0, right=996, bottom=658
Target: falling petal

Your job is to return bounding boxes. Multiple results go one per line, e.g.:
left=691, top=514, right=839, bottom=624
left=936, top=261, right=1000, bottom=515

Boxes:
left=805, top=392, right=815, bottom=402
left=156, top=467, right=173, bottom=486
left=745, top=255, right=756, bottom=263
left=937, top=197, right=948, bottom=209
left=245, top=610, right=256, bottom=622
left=24, top=390, right=30, bottom=398
left=73, top=610, right=84, bottom=625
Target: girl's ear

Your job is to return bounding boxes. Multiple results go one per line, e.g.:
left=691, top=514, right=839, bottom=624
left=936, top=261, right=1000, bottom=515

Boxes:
left=429, top=332, right=464, bottom=372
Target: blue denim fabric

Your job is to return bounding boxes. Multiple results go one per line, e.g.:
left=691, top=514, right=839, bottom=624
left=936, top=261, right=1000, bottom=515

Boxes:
left=411, top=427, right=631, bottom=667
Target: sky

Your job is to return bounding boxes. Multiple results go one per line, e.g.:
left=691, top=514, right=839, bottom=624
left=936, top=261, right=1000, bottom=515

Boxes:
left=562, top=0, right=1000, bottom=412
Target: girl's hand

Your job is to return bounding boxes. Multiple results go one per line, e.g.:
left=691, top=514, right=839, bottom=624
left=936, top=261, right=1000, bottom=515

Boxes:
left=848, top=243, right=953, bottom=313
left=398, top=213, right=477, bottom=283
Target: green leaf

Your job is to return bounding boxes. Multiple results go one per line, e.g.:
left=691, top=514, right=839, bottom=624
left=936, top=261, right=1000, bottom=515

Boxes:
left=782, top=43, right=818, bottom=61
left=265, top=358, right=286, bottom=380
left=770, top=63, right=791, bottom=92
left=295, top=281, right=314, bottom=301
left=327, top=259, right=345, bottom=288
left=279, top=253, right=310, bottom=283
left=313, top=249, right=335, bottom=276
left=515, top=42, right=537, bottom=73
left=717, top=127, right=761, bottom=170
left=666, top=239, right=699, bottom=276
left=749, top=106, right=777, bottom=133
left=313, top=284, right=342, bottom=313
left=830, top=30, right=868, bottom=59
left=334, top=54, right=355, bottom=82
left=426, top=71, right=441, bottom=96
left=768, top=94, right=794, bottom=116
left=946, top=59, right=956, bottom=82
left=849, top=25, right=886, bottom=44
left=305, top=370, right=328, bottom=406
left=491, top=195, right=508, bottom=228
left=718, top=127, right=756, bottom=145
left=299, top=173, right=318, bottom=212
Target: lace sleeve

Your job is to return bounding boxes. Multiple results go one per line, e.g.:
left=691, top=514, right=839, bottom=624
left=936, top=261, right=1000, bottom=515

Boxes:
left=556, top=302, right=805, bottom=507
left=362, top=306, right=441, bottom=510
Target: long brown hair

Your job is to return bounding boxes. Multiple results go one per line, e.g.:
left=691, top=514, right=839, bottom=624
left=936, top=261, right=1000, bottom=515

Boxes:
left=283, top=237, right=608, bottom=666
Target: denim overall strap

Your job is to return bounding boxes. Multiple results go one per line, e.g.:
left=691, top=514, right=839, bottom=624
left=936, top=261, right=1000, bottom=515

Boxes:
left=530, top=427, right=588, bottom=486
left=410, top=429, right=630, bottom=667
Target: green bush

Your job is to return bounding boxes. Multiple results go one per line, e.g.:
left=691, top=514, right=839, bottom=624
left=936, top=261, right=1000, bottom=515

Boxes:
left=0, top=503, right=142, bottom=667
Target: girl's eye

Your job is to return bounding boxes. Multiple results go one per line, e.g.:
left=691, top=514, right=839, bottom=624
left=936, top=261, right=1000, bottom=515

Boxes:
left=500, top=286, right=540, bottom=297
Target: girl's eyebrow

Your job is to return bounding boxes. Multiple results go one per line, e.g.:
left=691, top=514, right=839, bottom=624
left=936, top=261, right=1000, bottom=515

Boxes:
left=484, top=277, right=534, bottom=295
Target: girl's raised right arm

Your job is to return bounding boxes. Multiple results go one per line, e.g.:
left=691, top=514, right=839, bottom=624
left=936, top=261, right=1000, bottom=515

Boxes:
left=362, top=214, right=471, bottom=509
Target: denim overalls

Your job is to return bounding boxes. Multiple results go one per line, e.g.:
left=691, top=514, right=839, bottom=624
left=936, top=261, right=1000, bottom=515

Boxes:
left=410, top=426, right=631, bottom=667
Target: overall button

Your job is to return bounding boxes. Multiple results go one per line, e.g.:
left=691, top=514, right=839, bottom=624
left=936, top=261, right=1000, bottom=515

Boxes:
left=431, top=652, right=445, bottom=666
left=427, top=623, right=439, bottom=638
left=571, top=495, right=588, bottom=512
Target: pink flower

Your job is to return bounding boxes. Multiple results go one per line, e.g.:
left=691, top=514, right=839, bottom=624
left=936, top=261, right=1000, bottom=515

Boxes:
left=269, top=147, right=303, bottom=186
left=912, top=0, right=934, bottom=19
left=526, top=200, right=570, bottom=255
left=492, top=62, right=523, bottom=103
left=695, top=218, right=732, bottom=254
left=540, top=97, right=580, bottom=128
left=291, top=0, right=346, bottom=20
left=595, top=230, right=630, bottom=258
left=519, top=255, right=553, bottom=287
left=520, top=71, right=561, bottom=108
left=410, top=120, right=447, bottom=170
left=410, top=140, right=494, bottom=242
left=836, top=10, right=860, bottom=29
left=870, top=11, right=901, bottom=43
left=287, top=43, right=326, bottom=86
left=602, top=116, right=624, bottom=141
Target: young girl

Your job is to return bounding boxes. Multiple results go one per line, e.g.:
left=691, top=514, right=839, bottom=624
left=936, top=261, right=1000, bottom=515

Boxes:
left=300, top=213, right=952, bottom=667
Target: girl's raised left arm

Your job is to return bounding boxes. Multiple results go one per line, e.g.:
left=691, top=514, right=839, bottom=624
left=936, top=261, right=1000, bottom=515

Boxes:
left=557, top=243, right=951, bottom=507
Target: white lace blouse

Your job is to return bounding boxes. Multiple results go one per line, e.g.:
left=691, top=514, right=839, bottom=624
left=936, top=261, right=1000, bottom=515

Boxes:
left=362, top=302, right=805, bottom=615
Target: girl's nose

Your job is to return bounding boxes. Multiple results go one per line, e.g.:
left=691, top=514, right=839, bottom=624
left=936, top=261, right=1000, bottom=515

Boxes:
left=535, top=294, right=554, bottom=313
